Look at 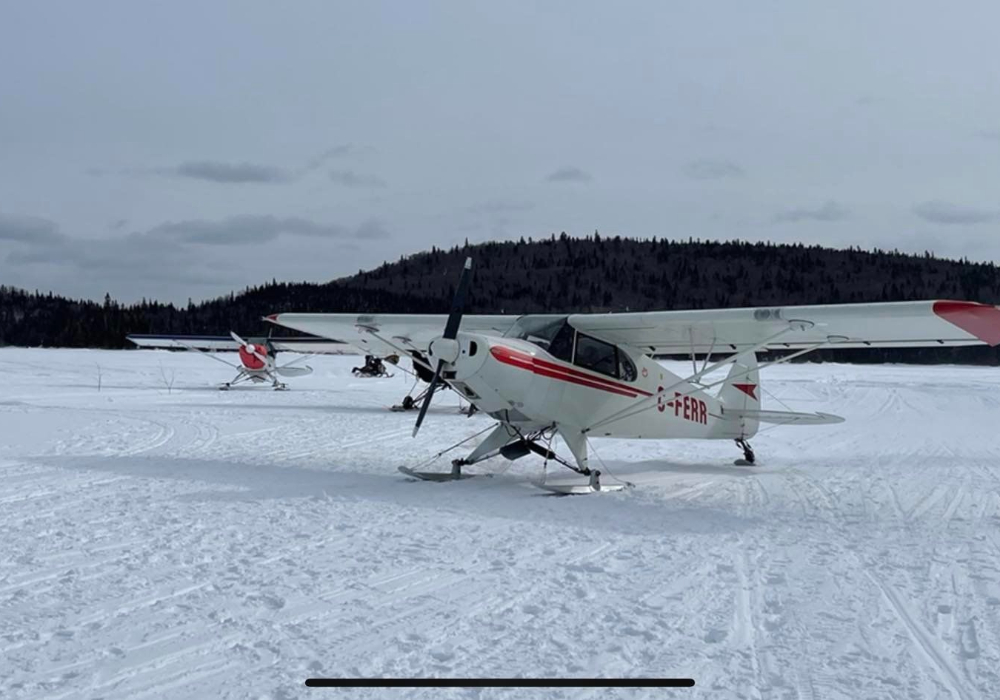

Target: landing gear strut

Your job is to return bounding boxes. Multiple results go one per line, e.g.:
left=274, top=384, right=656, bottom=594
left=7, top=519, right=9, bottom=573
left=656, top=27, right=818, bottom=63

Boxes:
left=393, top=388, right=427, bottom=412
left=735, top=438, right=756, bottom=466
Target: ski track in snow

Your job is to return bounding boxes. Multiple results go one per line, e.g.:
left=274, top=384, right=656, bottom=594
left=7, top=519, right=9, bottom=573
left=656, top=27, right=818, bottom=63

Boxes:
left=1, top=348, right=999, bottom=699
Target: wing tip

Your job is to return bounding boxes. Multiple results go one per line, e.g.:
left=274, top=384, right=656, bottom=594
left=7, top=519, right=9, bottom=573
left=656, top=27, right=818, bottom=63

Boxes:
left=933, top=300, right=1000, bottom=346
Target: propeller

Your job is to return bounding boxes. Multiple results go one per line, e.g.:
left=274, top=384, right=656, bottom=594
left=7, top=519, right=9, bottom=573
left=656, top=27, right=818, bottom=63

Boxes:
left=412, top=257, right=473, bottom=438
left=230, top=331, right=269, bottom=365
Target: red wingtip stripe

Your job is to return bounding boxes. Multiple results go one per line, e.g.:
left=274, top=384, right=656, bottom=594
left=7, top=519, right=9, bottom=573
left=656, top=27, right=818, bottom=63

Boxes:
left=933, top=301, right=1000, bottom=346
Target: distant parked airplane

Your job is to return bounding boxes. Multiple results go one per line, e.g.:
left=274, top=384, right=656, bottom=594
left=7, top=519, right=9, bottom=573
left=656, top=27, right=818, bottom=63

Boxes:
left=127, top=332, right=346, bottom=390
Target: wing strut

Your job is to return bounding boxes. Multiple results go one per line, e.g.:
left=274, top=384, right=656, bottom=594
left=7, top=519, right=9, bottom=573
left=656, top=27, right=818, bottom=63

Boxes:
left=700, top=334, right=717, bottom=375
left=357, top=327, right=437, bottom=375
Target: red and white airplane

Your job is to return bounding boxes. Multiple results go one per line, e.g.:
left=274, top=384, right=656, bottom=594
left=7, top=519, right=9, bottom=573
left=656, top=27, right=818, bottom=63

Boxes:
left=127, top=332, right=343, bottom=390
left=266, top=259, right=1000, bottom=493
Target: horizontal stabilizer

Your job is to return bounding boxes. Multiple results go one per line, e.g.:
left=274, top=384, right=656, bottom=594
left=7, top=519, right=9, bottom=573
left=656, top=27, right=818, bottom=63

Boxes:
left=276, top=365, right=313, bottom=377
left=721, top=408, right=844, bottom=426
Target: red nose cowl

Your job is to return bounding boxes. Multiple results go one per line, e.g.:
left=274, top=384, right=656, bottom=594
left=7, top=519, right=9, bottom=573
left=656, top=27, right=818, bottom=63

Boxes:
left=239, top=344, right=267, bottom=369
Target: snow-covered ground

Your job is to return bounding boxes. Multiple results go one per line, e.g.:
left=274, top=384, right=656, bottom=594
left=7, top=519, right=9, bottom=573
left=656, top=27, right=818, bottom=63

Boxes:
left=1, top=347, right=999, bottom=699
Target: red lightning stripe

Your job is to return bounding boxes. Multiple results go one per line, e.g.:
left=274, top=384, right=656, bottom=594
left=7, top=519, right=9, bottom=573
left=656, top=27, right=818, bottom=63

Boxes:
left=490, top=346, right=653, bottom=398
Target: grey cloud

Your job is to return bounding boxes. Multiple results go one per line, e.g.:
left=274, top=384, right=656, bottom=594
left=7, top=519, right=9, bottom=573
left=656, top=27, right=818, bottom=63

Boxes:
left=774, top=201, right=850, bottom=223
left=149, top=215, right=387, bottom=245
left=5, top=212, right=387, bottom=294
left=0, top=213, right=64, bottom=243
left=169, top=161, right=293, bottom=184
left=912, top=201, right=1000, bottom=225
left=99, top=146, right=367, bottom=185
left=6, top=213, right=386, bottom=269
left=7, top=228, right=200, bottom=275
left=684, top=159, right=745, bottom=180
left=7, top=240, right=237, bottom=288
left=303, top=144, right=365, bottom=171
left=977, top=130, right=1000, bottom=142
left=329, top=170, right=387, bottom=188
left=545, top=166, right=592, bottom=183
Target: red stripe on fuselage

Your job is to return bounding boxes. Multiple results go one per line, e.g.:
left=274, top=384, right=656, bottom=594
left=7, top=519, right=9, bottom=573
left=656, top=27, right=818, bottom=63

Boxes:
left=490, top=346, right=652, bottom=398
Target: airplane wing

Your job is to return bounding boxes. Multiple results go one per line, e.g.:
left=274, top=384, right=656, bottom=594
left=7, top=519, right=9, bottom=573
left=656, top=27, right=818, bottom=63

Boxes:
left=126, top=334, right=352, bottom=354
left=263, top=313, right=520, bottom=355
left=567, top=300, right=1000, bottom=353
left=264, top=300, right=1000, bottom=356
left=128, top=334, right=240, bottom=351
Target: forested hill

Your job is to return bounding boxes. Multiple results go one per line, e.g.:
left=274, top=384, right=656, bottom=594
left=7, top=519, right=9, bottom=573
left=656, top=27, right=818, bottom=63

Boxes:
left=348, top=235, right=1000, bottom=313
left=2, top=235, right=1000, bottom=363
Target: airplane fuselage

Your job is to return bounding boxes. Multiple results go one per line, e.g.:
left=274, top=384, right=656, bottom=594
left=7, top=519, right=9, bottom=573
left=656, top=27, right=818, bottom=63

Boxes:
left=446, top=333, right=755, bottom=442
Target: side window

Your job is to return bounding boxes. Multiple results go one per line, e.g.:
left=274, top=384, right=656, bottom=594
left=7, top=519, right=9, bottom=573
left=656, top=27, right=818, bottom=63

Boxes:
left=547, top=323, right=575, bottom=362
left=574, top=334, right=618, bottom=378
left=618, top=351, right=637, bottom=382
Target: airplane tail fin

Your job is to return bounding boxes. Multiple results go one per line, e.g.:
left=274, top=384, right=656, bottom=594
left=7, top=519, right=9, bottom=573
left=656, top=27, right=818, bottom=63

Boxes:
left=717, top=351, right=760, bottom=437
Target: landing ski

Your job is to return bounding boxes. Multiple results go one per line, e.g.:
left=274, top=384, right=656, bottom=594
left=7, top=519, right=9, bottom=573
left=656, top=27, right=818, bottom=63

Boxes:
left=534, top=481, right=626, bottom=495
left=397, top=465, right=488, bottom=482
left=533, top=471, right=628, bottom=495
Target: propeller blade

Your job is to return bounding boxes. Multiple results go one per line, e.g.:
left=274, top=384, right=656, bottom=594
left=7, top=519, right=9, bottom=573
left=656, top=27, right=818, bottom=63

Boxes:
left=411, top=257, right=473, bottom=439
left=412, top=360, right=444, bottom=438
left=442, top=257, right=473, bottom=340
left=231, top=330, right=269, bottom=364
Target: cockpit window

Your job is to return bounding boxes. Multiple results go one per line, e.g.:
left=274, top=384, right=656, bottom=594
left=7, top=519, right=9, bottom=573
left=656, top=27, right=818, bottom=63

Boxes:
left=505, top=316, right=574, bottom=362
left=547, top=323, right=575, bottom=362
left=618, top=350, right=637, bottom=381
left=505, top=317, right=635, bottom=380
left=574, top=334, right=618, bottom=378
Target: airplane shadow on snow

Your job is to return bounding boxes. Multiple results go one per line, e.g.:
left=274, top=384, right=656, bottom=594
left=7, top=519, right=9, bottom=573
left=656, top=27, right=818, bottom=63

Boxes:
left=178, top=402, right=466, bottom=416
left=624, top=458, right=785, bottom=478
left=31, top=454, right=757, bottom=537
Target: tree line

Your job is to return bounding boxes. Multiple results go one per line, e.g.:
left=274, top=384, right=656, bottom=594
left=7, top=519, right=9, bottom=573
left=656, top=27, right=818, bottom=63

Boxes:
left=2, top=234, right=999, bottom=364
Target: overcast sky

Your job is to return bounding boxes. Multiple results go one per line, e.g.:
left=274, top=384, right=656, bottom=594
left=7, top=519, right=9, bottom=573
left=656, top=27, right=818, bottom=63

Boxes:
left=2, top=1, right=999, bottom=304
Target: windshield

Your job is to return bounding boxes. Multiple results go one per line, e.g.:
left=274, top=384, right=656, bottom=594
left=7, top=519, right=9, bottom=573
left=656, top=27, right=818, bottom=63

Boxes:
left=504, top=316, right=567, bottom=345
left=505, top=316, right=574, bottom=361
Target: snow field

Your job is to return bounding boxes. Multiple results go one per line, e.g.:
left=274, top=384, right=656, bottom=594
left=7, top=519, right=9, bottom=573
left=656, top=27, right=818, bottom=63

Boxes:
left=1, top=348, right=999, bottom=699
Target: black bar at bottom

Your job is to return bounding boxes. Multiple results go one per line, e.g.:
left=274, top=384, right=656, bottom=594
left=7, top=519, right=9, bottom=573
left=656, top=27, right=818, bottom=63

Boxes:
left=305, top=678, right=695, bottom=688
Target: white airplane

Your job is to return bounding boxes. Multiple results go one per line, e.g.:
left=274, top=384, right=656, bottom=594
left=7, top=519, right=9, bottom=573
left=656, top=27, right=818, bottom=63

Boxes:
left=266, top=258, right=1000, bottom=493
left=126, top=331, right=338, bottom=390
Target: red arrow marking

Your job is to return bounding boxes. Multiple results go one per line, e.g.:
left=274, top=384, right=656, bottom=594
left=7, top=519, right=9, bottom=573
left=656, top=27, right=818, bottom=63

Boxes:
left=733, top=383, right=758, bottom=400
